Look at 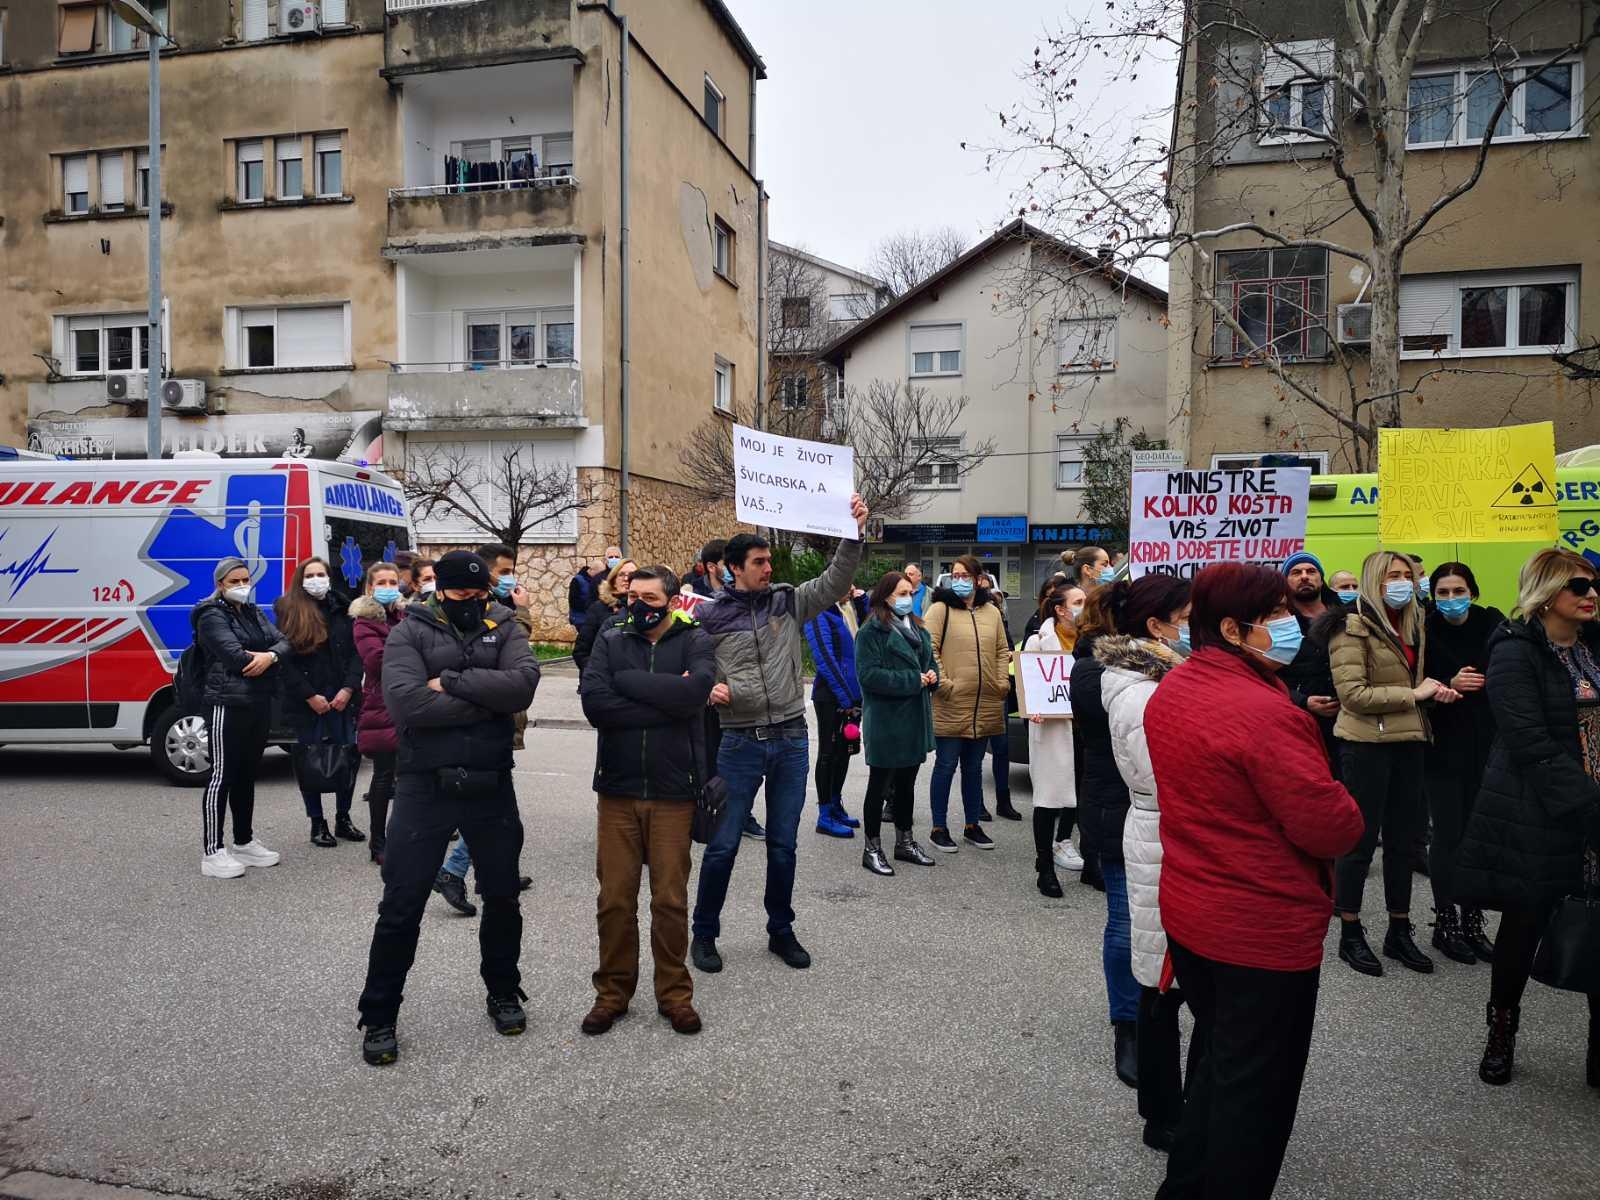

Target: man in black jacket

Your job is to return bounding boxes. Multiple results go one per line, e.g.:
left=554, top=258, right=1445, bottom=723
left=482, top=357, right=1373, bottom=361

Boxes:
left=1279, top=550, right=1341, bottom=773
left=356, top=551, right=541, bottom=1067
left=579, top=566, right=716, bottom=1037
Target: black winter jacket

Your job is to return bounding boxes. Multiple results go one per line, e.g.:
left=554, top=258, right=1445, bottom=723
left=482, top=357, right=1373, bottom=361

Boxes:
left=191, top=596, right=290, bottom=709
left=382, top=598, right=542, bottom=775
left=275, top=592, right=363, bottom=729
left=1456, top=618, right=1600, bottom=913
left=1069, top=632, right=1130, bottom=862
left=573, top=598, right=624, bottom=672
left=580, top=615, right=717, bottom=800
left=1281, top=599, right=1339, bottom=763
left=1422, top=604, right=1503, bottom=775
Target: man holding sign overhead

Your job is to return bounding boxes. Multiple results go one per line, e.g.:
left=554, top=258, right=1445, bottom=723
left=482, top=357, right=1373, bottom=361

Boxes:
left=690, top=474, right=870, bottom=976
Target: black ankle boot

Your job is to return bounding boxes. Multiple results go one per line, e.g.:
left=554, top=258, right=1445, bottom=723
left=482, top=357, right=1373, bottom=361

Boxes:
left=1383, top=917, right=1435, bottom=973
left=1338, top=920, right=1383, bottom=976
left=1036, top=854, right=1063, bottom=898
left=309, top=819, right=337, bottom=848
left=1081, top=852, right=1105, bottom=892
left=335, top=813, right=366, bottom=842
left=1480, top=1003, right=1519, bottom=1086
left=995, top=796, right=1023, bottom=821
left=1430, top=905, right=1477, bottom=964
left=1113, top=1020, right=1138, bottom=1088
left=1461, top=906, right=1496, bottom=960
left=892, top=828, right=936, bottom=866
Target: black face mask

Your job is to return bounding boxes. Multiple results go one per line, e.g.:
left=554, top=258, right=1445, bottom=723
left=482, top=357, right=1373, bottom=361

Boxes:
left=630, top=598, right=668, bottom=632
left=441, top=596, right=487, bottom=633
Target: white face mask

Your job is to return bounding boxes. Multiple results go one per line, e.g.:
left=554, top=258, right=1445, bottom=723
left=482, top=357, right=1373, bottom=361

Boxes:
left=419, top=581, right=436, bottom=595
left=304, top=576, right=331, bottom=598
left=223, top=585, right=252, bottom=605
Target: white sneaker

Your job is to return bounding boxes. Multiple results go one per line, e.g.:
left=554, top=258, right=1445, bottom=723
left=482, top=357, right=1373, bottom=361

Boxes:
left=231, top=840, right=280, bottom=868
left=201, top=849, right=245, bottom=879
left=1053, top=839, right=1085, bottom=872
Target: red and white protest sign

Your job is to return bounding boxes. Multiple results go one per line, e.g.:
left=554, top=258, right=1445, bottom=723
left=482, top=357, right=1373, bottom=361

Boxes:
left=1016, top=652, right=1075, bottom=718
left=1129, top=467, right=1310, bottom=580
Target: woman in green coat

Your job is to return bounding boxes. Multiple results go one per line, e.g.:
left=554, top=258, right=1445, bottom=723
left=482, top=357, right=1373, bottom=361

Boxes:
left=855, top=570, right=939, bottom=876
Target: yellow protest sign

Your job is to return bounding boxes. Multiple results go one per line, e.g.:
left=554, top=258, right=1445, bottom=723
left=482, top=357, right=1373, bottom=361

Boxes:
left=1378, top=422, right=1557, bottom=543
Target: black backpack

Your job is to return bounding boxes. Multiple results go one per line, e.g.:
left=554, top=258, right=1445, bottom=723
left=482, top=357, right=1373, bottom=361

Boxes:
left=174, top=639, right=209, bottom=711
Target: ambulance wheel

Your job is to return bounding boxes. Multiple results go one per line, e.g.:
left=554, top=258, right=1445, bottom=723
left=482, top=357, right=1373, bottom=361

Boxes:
left=153, top=705, right=211, bottom=787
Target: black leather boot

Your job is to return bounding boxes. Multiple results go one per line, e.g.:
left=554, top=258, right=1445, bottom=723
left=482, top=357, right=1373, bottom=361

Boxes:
left=995, top=795, right=1023, bottom=821
left=1479, top=1003, right=1519, bottom=1085
left=862, top=837, right=895, bottom=877
left=1383, top=917, right=1436, bottom=973
left=1036, top=853, right=1063, bottom=898
left=1430, top=905, right=1476, bottom=964
left=1338, top=919, right=1383, bottom=976
left=432, top=869, right=477, bottom=916
left=1081, top=851, right=1106, bottom=892
left=1113, top=1020, right=1138, bottom=1088
left=335, top=813, right=366, bottom=843
left=1461, top=906, right=1496, bottom=961
left=309, top=819, right=337, bottom=848
left=893, top=828, right=936, bottom=866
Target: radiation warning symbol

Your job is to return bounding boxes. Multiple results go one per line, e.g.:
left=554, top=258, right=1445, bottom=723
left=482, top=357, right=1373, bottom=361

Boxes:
left=1492, top=463, right=1556, bottom=508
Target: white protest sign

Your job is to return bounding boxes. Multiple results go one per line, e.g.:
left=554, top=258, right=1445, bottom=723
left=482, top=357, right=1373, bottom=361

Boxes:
left=1129, top=467, right=1311, bottom=580
left=732, top=424, right=856, bottom=540
left=1016, top=652, right=1075, bottom=718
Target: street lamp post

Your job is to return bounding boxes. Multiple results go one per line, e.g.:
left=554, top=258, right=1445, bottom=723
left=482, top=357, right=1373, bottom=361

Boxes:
left=109, top=1, right=169, bottom=461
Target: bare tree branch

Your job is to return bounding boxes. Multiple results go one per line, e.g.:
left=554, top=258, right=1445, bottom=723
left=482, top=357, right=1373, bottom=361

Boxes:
left=396, top=443, right=593, bottom=546
left=865, top=228, right=969, bottom=297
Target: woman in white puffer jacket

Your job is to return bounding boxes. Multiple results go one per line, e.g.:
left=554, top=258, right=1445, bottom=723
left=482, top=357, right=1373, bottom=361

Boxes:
left=1096, top=577, right=1191, bottom=1154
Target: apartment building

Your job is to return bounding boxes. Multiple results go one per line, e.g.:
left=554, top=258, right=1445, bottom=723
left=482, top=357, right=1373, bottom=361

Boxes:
left=1166, top=1, right=1600, bottom=472
left=0, top=0, right=766, bottom=638
left=823, top=220, right=1167, bottom=599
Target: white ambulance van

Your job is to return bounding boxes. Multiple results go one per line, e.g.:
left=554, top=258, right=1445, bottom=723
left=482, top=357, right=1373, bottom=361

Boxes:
left=0, top=455, right=413, bottom=784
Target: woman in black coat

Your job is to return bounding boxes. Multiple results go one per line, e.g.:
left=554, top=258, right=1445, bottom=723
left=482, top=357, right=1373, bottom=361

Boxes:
left=1420, top=562, right=1504, bottom=964
left=1456, top=548, right=1600, bottom=1089
left=573, top=559, right=636, bottom=673
left=275, top=557, right=364, bottom=848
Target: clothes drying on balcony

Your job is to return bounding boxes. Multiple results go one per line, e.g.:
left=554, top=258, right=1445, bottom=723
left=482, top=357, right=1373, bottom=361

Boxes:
left=443, top=153, right=546, bottom=191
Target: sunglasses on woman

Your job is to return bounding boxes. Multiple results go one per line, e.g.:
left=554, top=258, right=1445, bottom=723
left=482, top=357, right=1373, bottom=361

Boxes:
left=1564, top=577, right=1598, bottom=597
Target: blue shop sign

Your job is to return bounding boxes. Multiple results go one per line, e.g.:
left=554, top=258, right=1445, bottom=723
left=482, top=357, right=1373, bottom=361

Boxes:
left=977, top=515, right=1028, bottom=544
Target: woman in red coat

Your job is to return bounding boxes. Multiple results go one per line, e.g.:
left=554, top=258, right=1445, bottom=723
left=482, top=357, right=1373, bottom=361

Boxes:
left=1145, top=563, right=1363, bottom=1200
left=350, top=562, right=406, bottom=865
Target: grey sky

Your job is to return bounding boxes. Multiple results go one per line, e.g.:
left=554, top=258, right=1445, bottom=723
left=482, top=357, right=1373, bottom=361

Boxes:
left=732, top=0, right=1176, bottom=276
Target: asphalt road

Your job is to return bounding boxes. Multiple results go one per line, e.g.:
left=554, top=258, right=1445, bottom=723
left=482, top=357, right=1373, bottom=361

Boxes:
left=1, top=668, right=1595, bottom=1200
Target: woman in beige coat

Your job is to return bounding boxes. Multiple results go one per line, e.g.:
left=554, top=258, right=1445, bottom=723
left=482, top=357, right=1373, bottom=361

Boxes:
left=1326, top=549, right=1460, bottom=978
left=924, top=555, right=1012, bottom=853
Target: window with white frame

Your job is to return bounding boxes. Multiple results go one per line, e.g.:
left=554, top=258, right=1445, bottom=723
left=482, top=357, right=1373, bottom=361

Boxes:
left=704, top=75, right=724, bottom=136
left=1212, top=246, right=1329, bottom=361
left=1399, top=269, right=1578, bottom=358
left=908, top=323, right=962, bottom=376
left=276, top=138, right=303, bottom=200
left=1407, top=59, right=1582, bottom=148
left=135, top=149, right=153, bottom=209
left=108, top=1, right=166, bottom=52
left=829, top=293, right=868, bottom=322
left=714, top=356, right=733, bottom=412
left=315, top=133, right=342, bottom=197
left=98, top=152, right=125, bottom=210
left=714, top=219, right=735, bottom=280
left=60, top=312, right=151, bottom=376
left=241, top=0, right=268, bottom=40
left=463, top=308, right=575, bottom=368
left=1056, top=434, right=1093, bottom=489
left=912, top=437, right=962, bottom=490
left=1058, top=316, right=1118, bottom=372
left=227, top=304, right=350, bottom=370
left=1259, top=39, right=1333, bottom=144
left=236, top=140, right=265, bottom=202
left=542, top=134, right=574, bottom=178
left=407, top=436, right=579, bottom=543
left=63, top=155, right=89, bottom=213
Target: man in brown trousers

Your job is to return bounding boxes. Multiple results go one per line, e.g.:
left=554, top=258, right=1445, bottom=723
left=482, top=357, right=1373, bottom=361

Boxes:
left=577, top=566, right=716, bottom=1035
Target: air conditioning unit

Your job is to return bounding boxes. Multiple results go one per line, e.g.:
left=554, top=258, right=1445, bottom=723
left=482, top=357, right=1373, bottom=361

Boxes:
left=161, top=379, right=208, bottom=413
left=1336, top=302, right=1372, bottom=346
left=281, top=2, right=321, bottom=36
left=106, top=372, right=147, bottom=403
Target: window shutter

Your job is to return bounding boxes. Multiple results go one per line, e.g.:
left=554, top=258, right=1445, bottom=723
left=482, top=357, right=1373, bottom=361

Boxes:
left=276, top=305, right=346, bottom=367
left=1262, top=39, right=1334, bottom=89
left=322, top=0, right=348, bottom=24
left=58, top=3, right=96, bottom=54
left=63, top=156, right=88, bottom=195
left=1399, top=276, right=1458, bottom=349
left=314, top=133, right=341, bottom=154
left=100, top=154, right=125, bottom=206
left=242, top=0, right=268, bottom=41
left=908, top=324, right=959, bottom=355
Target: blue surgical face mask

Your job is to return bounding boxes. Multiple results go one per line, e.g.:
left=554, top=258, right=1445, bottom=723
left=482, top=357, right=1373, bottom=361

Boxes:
left=1246, top=615, right=1303, bottom=665
left=1384, top=580, right=1415, bottom=609
left=1437, top=596, right=1472, bottom=621
left=1176, top=623, right=1191, bottom=652
left=951, top=577, right=974, bottom=598
left=493, top=575, right=516, bottom=599
left=721, top=566, right=734, bottom=586
left=1417, top=576, right=1431, bottom=598
left=373, top=585, right=402, bottom=606
left=606, top=556, right=622, bottom=571
left=892, top=595, right=915, bottom=616
left=1337, top=589, right=1359, bottom=605
left=1098, top=567, right=1117, bottom=584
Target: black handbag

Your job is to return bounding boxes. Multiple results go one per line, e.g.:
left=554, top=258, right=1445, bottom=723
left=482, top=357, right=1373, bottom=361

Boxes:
left=1531, top=847, right=1600, bottom=994
left=692, top=775, right=729, bottom=846
left=291, top=712, right=359, bottom=795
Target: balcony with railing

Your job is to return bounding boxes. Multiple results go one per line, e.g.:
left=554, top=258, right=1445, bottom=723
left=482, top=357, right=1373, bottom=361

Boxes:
left=386, top=362, right=584, bottom=433
left=383, top=0, right=575, bottom=77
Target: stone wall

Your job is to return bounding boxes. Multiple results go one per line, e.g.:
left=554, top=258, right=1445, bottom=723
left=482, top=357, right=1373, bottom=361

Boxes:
left=419, top=467, right=749, bottom=644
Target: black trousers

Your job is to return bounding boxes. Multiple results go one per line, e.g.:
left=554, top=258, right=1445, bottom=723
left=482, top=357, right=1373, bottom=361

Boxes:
left=1139, top=985, right=1197, bottom=1129
left=863, top=764, right=920, bottom=840
left=201, top=703, right=272, bottom=854
left=1335, top=742, right=1424, bottom=917
left=366, top=751, right=397, bottom=843
left=1489, top=904, right=1600, bottom=1014
left=1425, top=758, right=1476, bottom=911
left=357, top=770, right=525, bottom=1026
left=812, top=691, right=852, bottom=806
left=1158, top=939, right=1320, bottom=1200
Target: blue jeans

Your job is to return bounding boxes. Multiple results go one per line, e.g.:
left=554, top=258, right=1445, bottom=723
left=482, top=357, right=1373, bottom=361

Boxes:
left=1101, top=859, right=1140, bottom=1023
left=930, top=736, right=986, bottom=829
left=692, top=729, right=809, bottom=940
left=442, top=834, right=471, bottom=879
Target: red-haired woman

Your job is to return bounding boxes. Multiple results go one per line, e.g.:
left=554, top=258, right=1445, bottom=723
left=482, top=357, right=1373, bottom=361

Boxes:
left=1145, top=563, right=1363, bottom=1199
